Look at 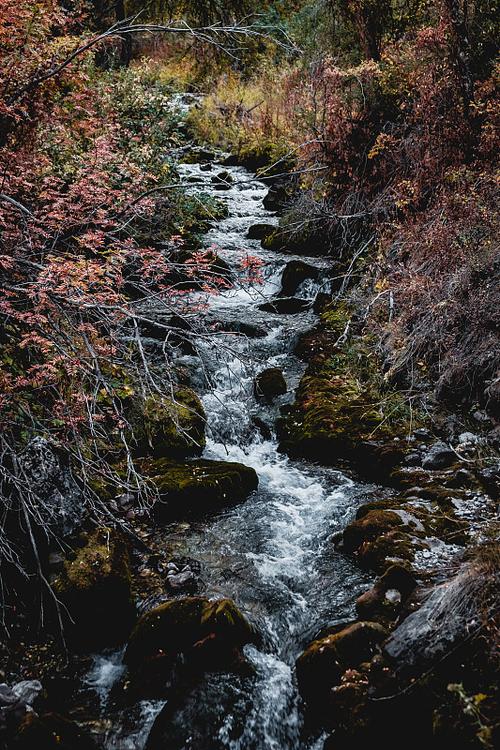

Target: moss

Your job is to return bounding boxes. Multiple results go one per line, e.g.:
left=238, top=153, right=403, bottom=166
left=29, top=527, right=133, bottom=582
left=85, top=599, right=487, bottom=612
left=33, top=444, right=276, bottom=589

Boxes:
left=344, top=499, right=468, bottom=572
left=296, top=621, right=389, bottom=702
left=52, top=528, right=134, bottom=648
left=357, top=530, right=424, bottom=573
left=278, top=301, right=422, bottom=479
left=124, top=596, right=256, bottom=671
left=130, top=388, right=206, bottom=459
left=140, top=457, right=258, bottom=522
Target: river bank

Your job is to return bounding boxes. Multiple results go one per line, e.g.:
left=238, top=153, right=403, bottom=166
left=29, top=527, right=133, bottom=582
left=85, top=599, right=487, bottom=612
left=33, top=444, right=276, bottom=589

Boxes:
left=1, top=92, right=499, bottom=750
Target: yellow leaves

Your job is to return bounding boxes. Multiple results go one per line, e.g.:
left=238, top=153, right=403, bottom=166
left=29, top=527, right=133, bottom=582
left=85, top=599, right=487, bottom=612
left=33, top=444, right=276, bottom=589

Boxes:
left=368, top=132, right=394, bottom=160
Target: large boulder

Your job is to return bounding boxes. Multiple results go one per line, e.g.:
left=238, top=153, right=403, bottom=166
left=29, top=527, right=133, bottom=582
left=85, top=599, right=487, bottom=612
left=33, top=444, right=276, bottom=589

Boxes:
left=139, top=458, right=258, bottom=523
left=254, top=368, right=287, bottom=402
left=296, top=621, right=388, bottom=702
left=17, top=438, right=85, bottom=538
left=130, top=389, right=206, bottom=459
left=52, top=528, right=134, bottom=649
left=124, top=597, right=257, bottom=691
left=145, top=672, right=254, bottom=750
left=385, top=550, right=500, bottom=673
left=279, top=260, right=319, bottom=297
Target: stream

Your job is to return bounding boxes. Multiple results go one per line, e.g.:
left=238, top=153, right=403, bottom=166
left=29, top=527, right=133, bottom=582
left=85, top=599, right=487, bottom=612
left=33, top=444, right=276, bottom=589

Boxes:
left=84, top=144, right=377, bottom=749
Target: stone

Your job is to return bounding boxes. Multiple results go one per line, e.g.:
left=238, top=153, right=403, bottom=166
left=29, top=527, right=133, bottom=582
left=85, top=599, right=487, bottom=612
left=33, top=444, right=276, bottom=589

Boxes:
left=211, top=170, right=232, bottom=188
left=296, top=621, right=388, bottom=701
left=130, top=389, right=206, bottom=459
left=343, top=510, right=405, bottom=553
left=458, top=431, right=479, bottom=445
left=124, top=597, right=257, bottom=688
left=246, top=223, right=275, bottom=241
left=52, top=528, right=134, bottom=649
left=356, top=564, right=416, bottom=621
left=140, top=457, right=258, bottom=523
left=384, top=552, right=499, bottom=673
left=421, top=441, right=456, bottom=470
left=215, top=320, right=267, bottom=338
left=279, top=260, right=319, bottom=297
left=254, top=368, right=287, bottom=402
left=258, top=297, right=311, bottom=315
left=17, top=437, right=85, bottom=538
left=166, top=569, right=196, bottom=592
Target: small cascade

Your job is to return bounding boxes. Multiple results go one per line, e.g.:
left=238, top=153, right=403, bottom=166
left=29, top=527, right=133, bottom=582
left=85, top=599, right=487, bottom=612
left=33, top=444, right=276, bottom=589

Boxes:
left=85, top=144, right=372, bottom=750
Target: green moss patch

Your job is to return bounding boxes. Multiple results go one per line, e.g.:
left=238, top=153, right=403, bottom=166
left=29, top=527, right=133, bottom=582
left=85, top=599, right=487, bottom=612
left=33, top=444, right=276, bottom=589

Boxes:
left=139, top=457, right=258, bottom=522
left=52, top=528, right=134, bottom=648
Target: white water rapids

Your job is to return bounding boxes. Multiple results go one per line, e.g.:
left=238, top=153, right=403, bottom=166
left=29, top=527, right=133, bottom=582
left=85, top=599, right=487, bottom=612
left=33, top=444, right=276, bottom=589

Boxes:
left=85, top=149, right=375, bottom=750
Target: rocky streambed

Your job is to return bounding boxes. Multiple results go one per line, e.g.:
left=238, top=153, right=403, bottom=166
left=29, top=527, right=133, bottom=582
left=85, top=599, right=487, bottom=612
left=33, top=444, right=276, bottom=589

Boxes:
left=1, top=111, right=499, bottom=750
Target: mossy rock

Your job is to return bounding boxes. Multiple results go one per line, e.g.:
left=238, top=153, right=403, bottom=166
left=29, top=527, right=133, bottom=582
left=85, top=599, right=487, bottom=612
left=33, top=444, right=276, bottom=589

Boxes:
left=344, top=501, right=468, bottom=572
left=279, top=260, right=319, bottom=297
left=124, top=597, right=257, bottom=684
left=296, top=621, right=388, bottom=702
left=130, top=388, right=206, bottom=459
left=52, top=528, right=134, bottom=649
left=140, top=457, right=258, bottom=522
left=356, top=530, right=425, bottom=573
left=277, top=368, right=397, bottom=471
left=343, top=510, right=406, bottom=553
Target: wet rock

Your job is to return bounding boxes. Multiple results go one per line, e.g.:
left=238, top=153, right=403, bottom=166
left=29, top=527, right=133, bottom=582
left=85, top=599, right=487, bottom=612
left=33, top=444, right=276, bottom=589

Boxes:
left=17, top=437, right=85, bottom=538
left=251, top=416, right=272, bottom=440
left=166, top=569, right=197, bottom=592
left=129, top=389, right=206, bottom=459
left=254, top=368, right=287, bottom=402
left=211, top=170, right=232, bottom=189
left=258, top=297, right=311, bottom=315
left=279, top=260, right=319, bottom=297
left=145, top=672, right=254, bottom=750
left=344, top=499, right=467, bottom=572
left=124, top=597, right=257, bottom=689
left=421, top=441, right=456, bottom=470
left=356, top=564, right=417, bottom=621
left=343, top=510, right=406, bottom=553
left=52, top=528, right=134, bottom=649
left=199, top=162, right=213, bottom=171
left=262, top=181, right=291, bottom=212
left=1, top=680, right=44, bottom=747
left=214, top=320, right=267, bottom=338
left=8, top=711, right=97, bottom=749
left=458, top=431, right=479, bottom=445
left=139, top=457, right=258, bottom=523
left=313, top=292, right=331, bottom=314
left=246, top=223, right=275, bottom=241
left=384, top=551, right=499, bottom=674
left=296, top=621, right=388, bottom=702
left=478, top=465, right=500, bottom=498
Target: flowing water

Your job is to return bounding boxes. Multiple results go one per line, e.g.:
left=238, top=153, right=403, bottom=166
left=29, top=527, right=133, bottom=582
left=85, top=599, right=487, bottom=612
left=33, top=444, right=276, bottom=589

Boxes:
left=86, top=151, right=377, bottom=750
